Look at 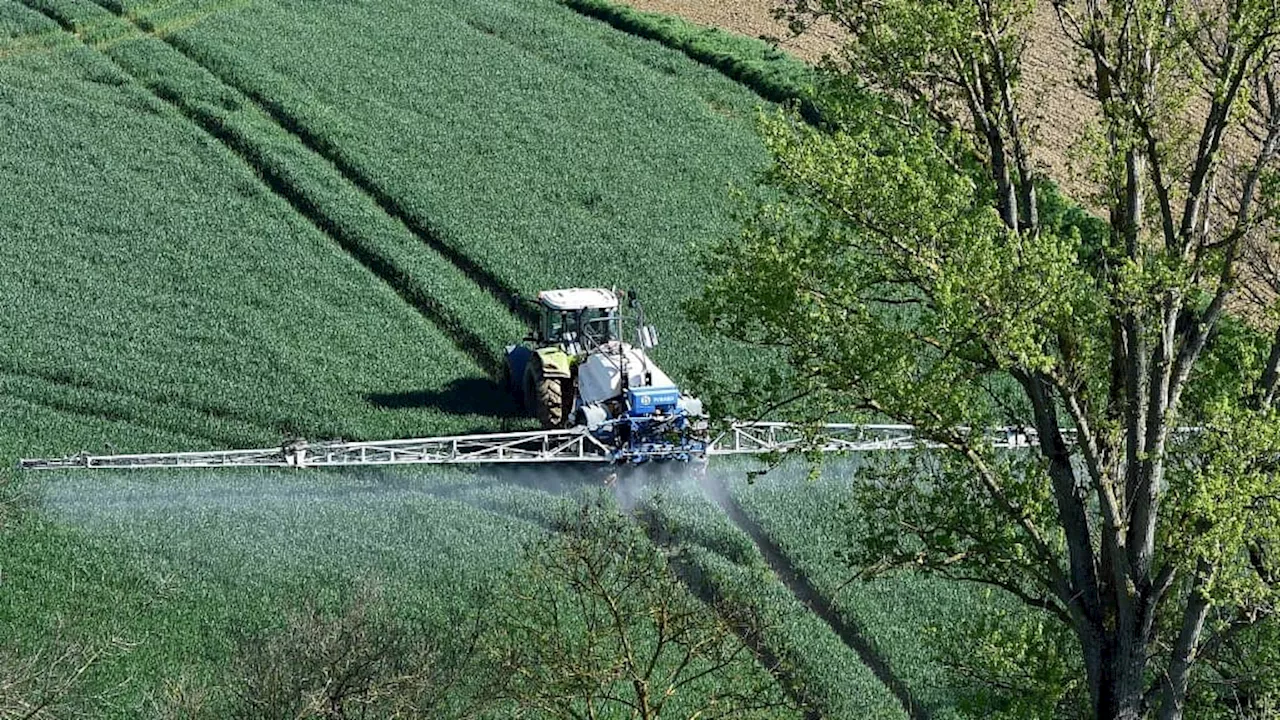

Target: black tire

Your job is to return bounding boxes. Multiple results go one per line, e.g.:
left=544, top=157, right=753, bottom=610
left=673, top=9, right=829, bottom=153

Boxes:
left=527, top=362, right=572, bottom=429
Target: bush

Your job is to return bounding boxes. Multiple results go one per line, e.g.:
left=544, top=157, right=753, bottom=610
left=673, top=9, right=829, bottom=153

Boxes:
left=493, top=499, right=799, bottom=720
left=228, top=584, right=499, bottom=720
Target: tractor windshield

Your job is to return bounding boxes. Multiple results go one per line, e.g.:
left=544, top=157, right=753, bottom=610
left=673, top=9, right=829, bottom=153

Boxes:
left=578, top=308, right=620, bottom=345
left=543, top=310, right=566, bottom=343
left=541, top=306, right=620, bottom=347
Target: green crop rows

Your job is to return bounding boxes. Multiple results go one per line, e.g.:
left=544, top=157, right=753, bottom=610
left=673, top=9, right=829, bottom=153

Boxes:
left=110, top=0, right=774, bottom=379
left=726, top=459, right=1013, bottom=720
left=2, top=0, right=1004, bottom=716
left=0, top=0, right=519, bottom=451
left=634, top=471, right=909, bottom=719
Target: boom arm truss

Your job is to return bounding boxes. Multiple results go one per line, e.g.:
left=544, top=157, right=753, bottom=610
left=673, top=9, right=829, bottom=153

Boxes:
left=17, top=423, right=1066, bottom=471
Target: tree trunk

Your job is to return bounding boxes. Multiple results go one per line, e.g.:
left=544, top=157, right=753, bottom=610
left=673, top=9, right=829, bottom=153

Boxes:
left=1097, top=642, right=1148, bottom=720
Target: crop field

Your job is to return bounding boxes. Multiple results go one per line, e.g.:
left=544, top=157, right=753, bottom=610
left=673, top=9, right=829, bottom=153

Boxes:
left=0, top=0, right=999, bottom=717
left=725, top=460, right=1018, bottom=720
left=6, top=466, right=571, bottom=715
left=47, top=0, right=772, bottom=377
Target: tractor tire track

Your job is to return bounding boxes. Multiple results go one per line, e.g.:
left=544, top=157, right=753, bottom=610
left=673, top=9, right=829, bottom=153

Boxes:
left=18, top=0, right=507, bottom=377
left=637, top=511, right=827, bottom=720
left=1, top=377, right=226, bottom=449
left=697, top=472, right=931, bottom=720
left=165, top=98, right=507, bottom=376
left=0, top=361, right=286, bottom=441
left=88, top=0, right=539, bottom=328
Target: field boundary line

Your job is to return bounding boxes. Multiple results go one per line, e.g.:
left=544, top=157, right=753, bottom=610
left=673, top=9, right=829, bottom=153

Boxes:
left=87, top=0, right=538, bottom=328
left=698, top=473, right=932, bottom=720
left=558, top=0, right=824, bottom=124
left=15, top=0, right=509, bottom=377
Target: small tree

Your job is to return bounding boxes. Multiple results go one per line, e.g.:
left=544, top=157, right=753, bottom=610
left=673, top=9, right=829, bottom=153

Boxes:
left=231, top=584, right=498, bottom=720
left=0, top=633, right=120, bottom=720
left=493, top=499, right=796, bottom=720
left=694, top=0, right=1280, bottom=717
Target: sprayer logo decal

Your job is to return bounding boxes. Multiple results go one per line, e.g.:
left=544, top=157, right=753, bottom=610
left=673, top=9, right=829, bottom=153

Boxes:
left=640, top=395, right=652, bottom=406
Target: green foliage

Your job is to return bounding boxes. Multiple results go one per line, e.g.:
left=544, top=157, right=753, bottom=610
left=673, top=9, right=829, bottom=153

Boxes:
left=494, top=499, right=797, bottom=720
left=1182, top=315, right=1274, bottom=416
left=1188, top=616, right=1280, bottom=718
left=725, top=459, right=1011, bottom=719
left=637, top=475, right=911, bottom=719
left=229, top=584, right=500, bottom=720
left=692, top=109, right=1100, bottom=430
left=931, top=602, right=1088, bottom=720
left=1164, top=403, right=1280, bottom=609
left=696, top=0, right=1280, bottom=713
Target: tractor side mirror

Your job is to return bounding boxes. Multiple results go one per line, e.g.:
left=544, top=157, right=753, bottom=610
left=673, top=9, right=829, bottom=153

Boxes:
left=638, top=325, right=659, bottom=349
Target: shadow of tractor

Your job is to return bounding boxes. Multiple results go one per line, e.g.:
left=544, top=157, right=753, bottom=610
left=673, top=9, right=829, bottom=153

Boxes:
left=365, top=377, right=524, bottom=419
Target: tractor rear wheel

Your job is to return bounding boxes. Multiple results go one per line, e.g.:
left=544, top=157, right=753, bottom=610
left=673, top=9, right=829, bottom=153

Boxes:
left=527, top=363, right=572, bottom=429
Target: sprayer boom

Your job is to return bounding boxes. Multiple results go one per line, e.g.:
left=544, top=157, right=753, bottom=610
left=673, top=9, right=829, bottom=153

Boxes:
left=17, top=423, right=1062, bottom=471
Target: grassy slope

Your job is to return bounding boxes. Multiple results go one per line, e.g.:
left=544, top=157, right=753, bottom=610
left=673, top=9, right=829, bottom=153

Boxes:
left=0, top=1, right=834, bottom=715
left=128, top=0, right=773, bottom=378
left=0, top=0, right=515, bottom=451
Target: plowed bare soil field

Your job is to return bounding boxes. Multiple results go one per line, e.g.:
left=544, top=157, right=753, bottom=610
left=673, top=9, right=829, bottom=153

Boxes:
left=624, top=0, right=1094, bottom=200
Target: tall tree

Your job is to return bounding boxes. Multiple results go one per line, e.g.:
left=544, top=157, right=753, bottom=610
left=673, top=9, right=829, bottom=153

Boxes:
left=694, top=0, right=1280, bottom=717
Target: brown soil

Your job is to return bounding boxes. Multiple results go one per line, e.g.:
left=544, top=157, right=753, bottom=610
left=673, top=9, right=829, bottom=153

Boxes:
left=620, top=1, right=1275, bottom=321
left=623, top=0, right=1095, bottom=199
left=619, top=0, right=844, bottom=64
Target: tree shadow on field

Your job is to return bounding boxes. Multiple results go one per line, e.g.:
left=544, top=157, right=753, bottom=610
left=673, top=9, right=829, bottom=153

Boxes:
left=365, top=378, right=522, bottom=418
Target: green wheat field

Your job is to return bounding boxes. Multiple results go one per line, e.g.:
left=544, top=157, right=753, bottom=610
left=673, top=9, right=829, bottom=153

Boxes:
left=0, top=0, right=998, bottom=716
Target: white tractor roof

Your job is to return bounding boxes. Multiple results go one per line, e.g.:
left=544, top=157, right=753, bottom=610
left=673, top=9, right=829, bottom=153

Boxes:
left=537, top=288, right=618, bottom=311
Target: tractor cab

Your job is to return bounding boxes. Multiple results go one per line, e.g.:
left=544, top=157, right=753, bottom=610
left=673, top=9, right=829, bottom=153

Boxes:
left=535, top=288, right=622, bottom=354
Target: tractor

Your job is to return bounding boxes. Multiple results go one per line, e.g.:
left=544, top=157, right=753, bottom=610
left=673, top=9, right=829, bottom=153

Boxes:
left=503, top=288, right=707, bottom=461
